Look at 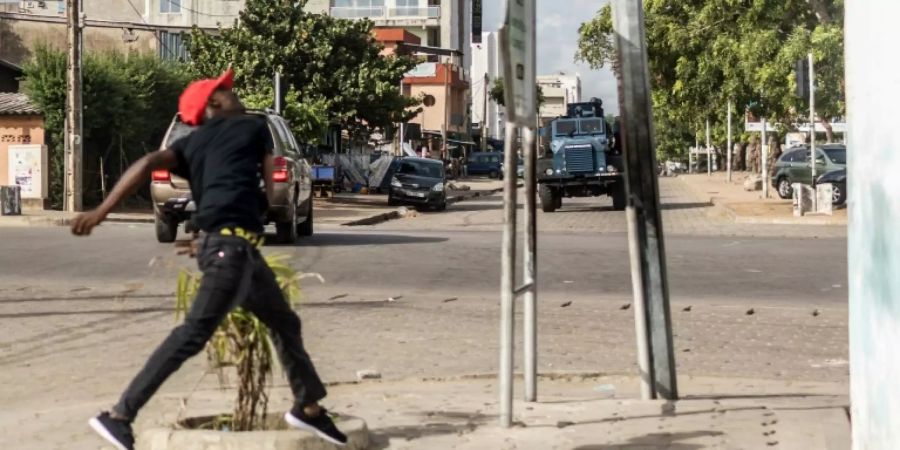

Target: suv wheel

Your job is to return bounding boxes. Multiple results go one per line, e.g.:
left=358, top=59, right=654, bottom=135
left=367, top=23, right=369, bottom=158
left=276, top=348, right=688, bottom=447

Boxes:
left=612, top=182, right=627, bottom=211
left=155, top=216, right=178, bottom=243
left=777, top=177, right=793, bottom=199
left=831, top=182, right=847, bottom=206
left=539, top=184, right=558, bottom=213
left=489, top=169, right=500, bottom=179
left=275, top=200, right=298, bottom=244
left=297, top=201, right=314, bottom=237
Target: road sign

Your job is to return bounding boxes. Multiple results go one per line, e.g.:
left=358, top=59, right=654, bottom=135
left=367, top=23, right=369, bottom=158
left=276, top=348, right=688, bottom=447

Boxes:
left=499, top=0, right=536, bottom=126
left=745, top=121, right=781, bottom=132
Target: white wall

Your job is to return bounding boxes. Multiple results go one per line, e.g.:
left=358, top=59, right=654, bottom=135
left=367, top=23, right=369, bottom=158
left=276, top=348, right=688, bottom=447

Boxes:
left=471, top=31, right=500, bottom=138
left=847, top=2, right=900, bottom=449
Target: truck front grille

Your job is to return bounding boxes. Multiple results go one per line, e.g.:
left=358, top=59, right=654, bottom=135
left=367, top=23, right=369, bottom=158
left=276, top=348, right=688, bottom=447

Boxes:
left=564, top=147, right=595, bottom=173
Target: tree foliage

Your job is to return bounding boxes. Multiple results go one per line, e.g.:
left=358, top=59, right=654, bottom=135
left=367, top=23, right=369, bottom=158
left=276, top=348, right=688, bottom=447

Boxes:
left=489, top=77, right=546, bottom=108
left=187, top=0, right=420, bottom=143
left=577, top=0, right=845, bottom=159
left=22, top=46, right=190, bottom=208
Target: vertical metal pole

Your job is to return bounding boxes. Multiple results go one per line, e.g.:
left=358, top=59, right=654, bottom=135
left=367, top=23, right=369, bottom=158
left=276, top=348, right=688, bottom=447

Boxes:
left=612, top=0, right=678, bottom=400
left=727, top=102, right=733, bottom=182
left=274, top=72, right=283, bottom=114
left=499, top=123, right=518, bottom=427
left=808, top=53, right=817, bottom=212
left=482, top=73, right=490, bottom=152
left=627, top=206, right=653, bottom=399
left=399, top=79, right=405, bottom=155
left=523, top=126, right=538, bottom=402
left=442, top=64, right=451, bottom=159
left=65, top=0, right=83, bottom=212
left=762, top=118, right=769, bottom=198
left=706, top=119, right=711, bottom=176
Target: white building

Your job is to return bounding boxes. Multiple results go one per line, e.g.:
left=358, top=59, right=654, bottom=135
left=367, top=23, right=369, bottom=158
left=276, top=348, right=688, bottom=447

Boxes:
left=308, top=0, right=473, bottom=71
left=470, top=31, right=502, bottom=140
left=537, top=72, right=582, bottom=121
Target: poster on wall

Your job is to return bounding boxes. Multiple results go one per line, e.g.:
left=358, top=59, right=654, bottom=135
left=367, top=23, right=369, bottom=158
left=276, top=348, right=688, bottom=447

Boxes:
left=7, top=144, right=48, bottom=200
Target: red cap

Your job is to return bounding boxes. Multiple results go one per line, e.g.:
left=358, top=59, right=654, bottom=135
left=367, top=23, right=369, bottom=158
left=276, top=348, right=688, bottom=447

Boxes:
left=178, top=68, right=235, bottom=126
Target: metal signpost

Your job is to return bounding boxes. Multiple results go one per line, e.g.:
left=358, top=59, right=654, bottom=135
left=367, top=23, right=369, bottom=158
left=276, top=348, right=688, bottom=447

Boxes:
left=706, top=119, right=711, bottom=176
left=762, top=118, right=768, bottom=198
left=498, top=0, right=538, bottom=428
left=808, top=53, right=817, bottom=212
left=612, top=0, right=678, bottom=401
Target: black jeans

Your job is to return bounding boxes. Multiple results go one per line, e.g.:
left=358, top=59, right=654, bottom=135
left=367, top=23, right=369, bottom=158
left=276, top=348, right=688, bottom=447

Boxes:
left=113, top=235, right=326, bottom=420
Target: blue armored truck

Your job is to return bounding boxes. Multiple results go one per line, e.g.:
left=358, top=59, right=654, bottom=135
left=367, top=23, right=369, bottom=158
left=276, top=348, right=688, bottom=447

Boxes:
left=536, top=98, right=625, bottom=212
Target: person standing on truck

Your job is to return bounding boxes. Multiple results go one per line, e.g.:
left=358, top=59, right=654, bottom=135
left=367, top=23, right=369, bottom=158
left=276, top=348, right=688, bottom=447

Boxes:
left=71, top=69, right=347, bottom=450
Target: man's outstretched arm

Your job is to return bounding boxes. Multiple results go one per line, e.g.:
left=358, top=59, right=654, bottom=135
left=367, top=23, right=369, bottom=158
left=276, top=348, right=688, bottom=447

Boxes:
left=71, top=150, right=180, bottom=236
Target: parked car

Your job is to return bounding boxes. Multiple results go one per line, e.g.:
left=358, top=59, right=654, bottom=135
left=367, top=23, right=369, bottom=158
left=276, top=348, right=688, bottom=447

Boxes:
left=150, top=110, right=314, bottom=244
left=388, top=157, right=447, bottom=210
left=771, top=144, right=846, bottom=199
left=467, top=151, right=504, bottom=179
left=817, top=168, right=847, bottom=206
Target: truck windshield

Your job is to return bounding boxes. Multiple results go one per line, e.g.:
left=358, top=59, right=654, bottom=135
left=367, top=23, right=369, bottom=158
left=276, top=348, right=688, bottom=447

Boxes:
left=579, top=118, right=604, bottom=134
left=555, top=121, right=577, bottom=136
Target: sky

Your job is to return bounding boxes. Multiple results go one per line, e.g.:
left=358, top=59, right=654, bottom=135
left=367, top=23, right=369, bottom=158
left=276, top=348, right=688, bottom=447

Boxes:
left=483, top=0, right=619, bottom=114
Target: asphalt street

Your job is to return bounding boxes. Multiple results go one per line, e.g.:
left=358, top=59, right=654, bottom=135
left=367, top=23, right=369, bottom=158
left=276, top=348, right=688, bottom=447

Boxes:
left=0, top=223, right=847, bottom=306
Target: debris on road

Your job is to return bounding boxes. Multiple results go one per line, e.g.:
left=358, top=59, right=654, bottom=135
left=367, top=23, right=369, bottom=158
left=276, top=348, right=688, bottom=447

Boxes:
left=812, top=309, right=820, bottom=317
left=356, top=369, right=382, bottom=381
left=560, top=301, right=572, bottom=308
left=620, top=303, right=631, bottom=310
left=746, top=308, right=756, bottom=315
left=329, top=293, right=349, bottom=301
left=683, top=306, right=693, bottom=312
left=442, top=297, right=458, bottom=303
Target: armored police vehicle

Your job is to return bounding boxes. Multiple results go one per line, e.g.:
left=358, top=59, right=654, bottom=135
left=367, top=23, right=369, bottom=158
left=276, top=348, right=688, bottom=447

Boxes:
left=537, top=98, right=625, bottom=212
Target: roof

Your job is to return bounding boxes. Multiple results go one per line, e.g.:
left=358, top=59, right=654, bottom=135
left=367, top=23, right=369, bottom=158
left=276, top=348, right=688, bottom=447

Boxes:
left=0, top=93, right=41, bottom=115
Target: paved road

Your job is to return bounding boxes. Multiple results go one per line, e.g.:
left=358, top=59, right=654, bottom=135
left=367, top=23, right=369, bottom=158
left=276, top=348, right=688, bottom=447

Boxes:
left=0, top=176, right=849, bottom=449
left=0, top=225, right=846, bottom=305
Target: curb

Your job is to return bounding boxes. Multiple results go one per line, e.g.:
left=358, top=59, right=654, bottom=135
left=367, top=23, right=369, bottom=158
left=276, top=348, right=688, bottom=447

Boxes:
left=341, top=185, right=508, bottom=227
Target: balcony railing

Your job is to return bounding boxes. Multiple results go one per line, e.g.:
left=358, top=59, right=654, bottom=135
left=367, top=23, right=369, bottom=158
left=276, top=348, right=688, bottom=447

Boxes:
left=330, top=6, right=385, bottom=19
left=388, top=6, right=441, bottom=19
left=330, top=5, right=440, bottom=20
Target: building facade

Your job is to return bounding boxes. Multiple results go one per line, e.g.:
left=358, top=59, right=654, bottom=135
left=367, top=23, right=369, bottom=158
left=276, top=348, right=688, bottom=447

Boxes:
left=0, top=0, right=241, bottom=65
left=537, top=72, right=582, bottom=122
left=470, top=31, right=502, bottom=140
left=307, top=0, right=472, bottom=71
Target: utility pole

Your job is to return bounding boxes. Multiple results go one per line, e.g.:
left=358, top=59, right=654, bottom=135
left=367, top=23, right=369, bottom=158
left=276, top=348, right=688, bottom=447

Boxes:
left=762, top=118, right=769, bottom=198
left=442, top=63, right=451, bottom=160
left=612, top=0, right=678, bottom=400
left=482, top=73, right=489, bottom=152
left=808, top=52, right=817, bottom=212
left=705, top=118, right=711, bottom=176
left=727, top=102, right=733, bottom=182
left=65, top=0, right=84, bottom=212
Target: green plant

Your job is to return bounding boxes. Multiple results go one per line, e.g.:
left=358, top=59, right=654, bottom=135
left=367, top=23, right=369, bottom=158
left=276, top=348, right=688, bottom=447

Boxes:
left=21, top=46, right=190, bottom=209
left=175, top=254, right=304, bottom=432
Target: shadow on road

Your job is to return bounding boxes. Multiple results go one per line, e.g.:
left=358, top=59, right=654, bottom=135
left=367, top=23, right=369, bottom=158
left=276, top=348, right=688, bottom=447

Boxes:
left=367, top=410, right=493, bottom=449
left=572, top=430, right=719, bottom=450
left=270, top=233, right=448, bottom=247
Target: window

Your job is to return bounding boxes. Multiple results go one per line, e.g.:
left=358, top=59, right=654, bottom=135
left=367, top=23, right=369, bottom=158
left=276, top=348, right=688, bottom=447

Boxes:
left=395, top=0, right=419, bottom=15
left=428, top=27, right=441, bottom=47
left=159, top=31, right=189, bottom=61
left=823, top=147, right=846, bottom=164
left=488, top=155, right=500, bottom=164
left=783, top=150, right=803, bottom=163
left=579, top=118, right=604, bottom=134
left=160, top=0, right=181, bottom=14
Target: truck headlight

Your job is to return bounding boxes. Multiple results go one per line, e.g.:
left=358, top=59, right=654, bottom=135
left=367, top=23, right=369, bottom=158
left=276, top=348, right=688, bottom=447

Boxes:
left=391, top=177, right=402, bottom=188
left=432, top=183, right=445, bottom=192
left=606, top=165, right=618, bottom=173
left=545, top=168, right=554, bottom=176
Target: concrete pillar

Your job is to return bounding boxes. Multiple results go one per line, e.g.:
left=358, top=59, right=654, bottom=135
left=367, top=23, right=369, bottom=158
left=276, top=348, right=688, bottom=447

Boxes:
left=846, top=3, right=900, bottom=448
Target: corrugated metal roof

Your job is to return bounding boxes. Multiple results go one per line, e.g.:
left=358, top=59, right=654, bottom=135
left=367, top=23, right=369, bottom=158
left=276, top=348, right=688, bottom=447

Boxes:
left=0, top=93, right=40, bottom=116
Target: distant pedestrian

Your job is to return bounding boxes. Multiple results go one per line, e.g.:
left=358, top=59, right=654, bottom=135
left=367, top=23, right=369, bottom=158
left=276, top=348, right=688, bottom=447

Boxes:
left=72, top=69, right=347, bottom=450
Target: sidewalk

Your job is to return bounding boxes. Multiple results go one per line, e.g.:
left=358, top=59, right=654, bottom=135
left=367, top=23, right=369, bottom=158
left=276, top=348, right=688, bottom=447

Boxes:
left=679, top=172, right=847, bottom=226
left=139, top=374, right=849, bottom=449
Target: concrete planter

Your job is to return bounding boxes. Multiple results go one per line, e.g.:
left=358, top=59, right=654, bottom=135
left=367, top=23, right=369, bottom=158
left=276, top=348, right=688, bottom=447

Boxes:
left=139, top=415, right=369, bottom=450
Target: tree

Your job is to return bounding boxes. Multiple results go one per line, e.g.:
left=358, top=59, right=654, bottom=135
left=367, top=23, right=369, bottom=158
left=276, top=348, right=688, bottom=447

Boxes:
left=489, top=77, right=546, bottom=109
left=577, top=1, right=845, bottom=158
left=188, top=0, right=420, bottom=143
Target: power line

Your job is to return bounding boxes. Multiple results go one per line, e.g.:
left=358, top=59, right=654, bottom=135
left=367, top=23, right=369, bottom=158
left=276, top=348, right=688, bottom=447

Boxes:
left=120, top=0, right=174, bottom=57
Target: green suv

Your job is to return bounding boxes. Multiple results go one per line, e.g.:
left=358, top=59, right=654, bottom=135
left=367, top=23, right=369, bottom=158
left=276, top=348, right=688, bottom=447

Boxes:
left=771, top=144, right=847, bottom=199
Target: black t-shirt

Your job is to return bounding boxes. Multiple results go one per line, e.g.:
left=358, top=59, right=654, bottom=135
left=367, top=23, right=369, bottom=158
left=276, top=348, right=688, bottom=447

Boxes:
left=169, top=115, right=274, bottom=233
